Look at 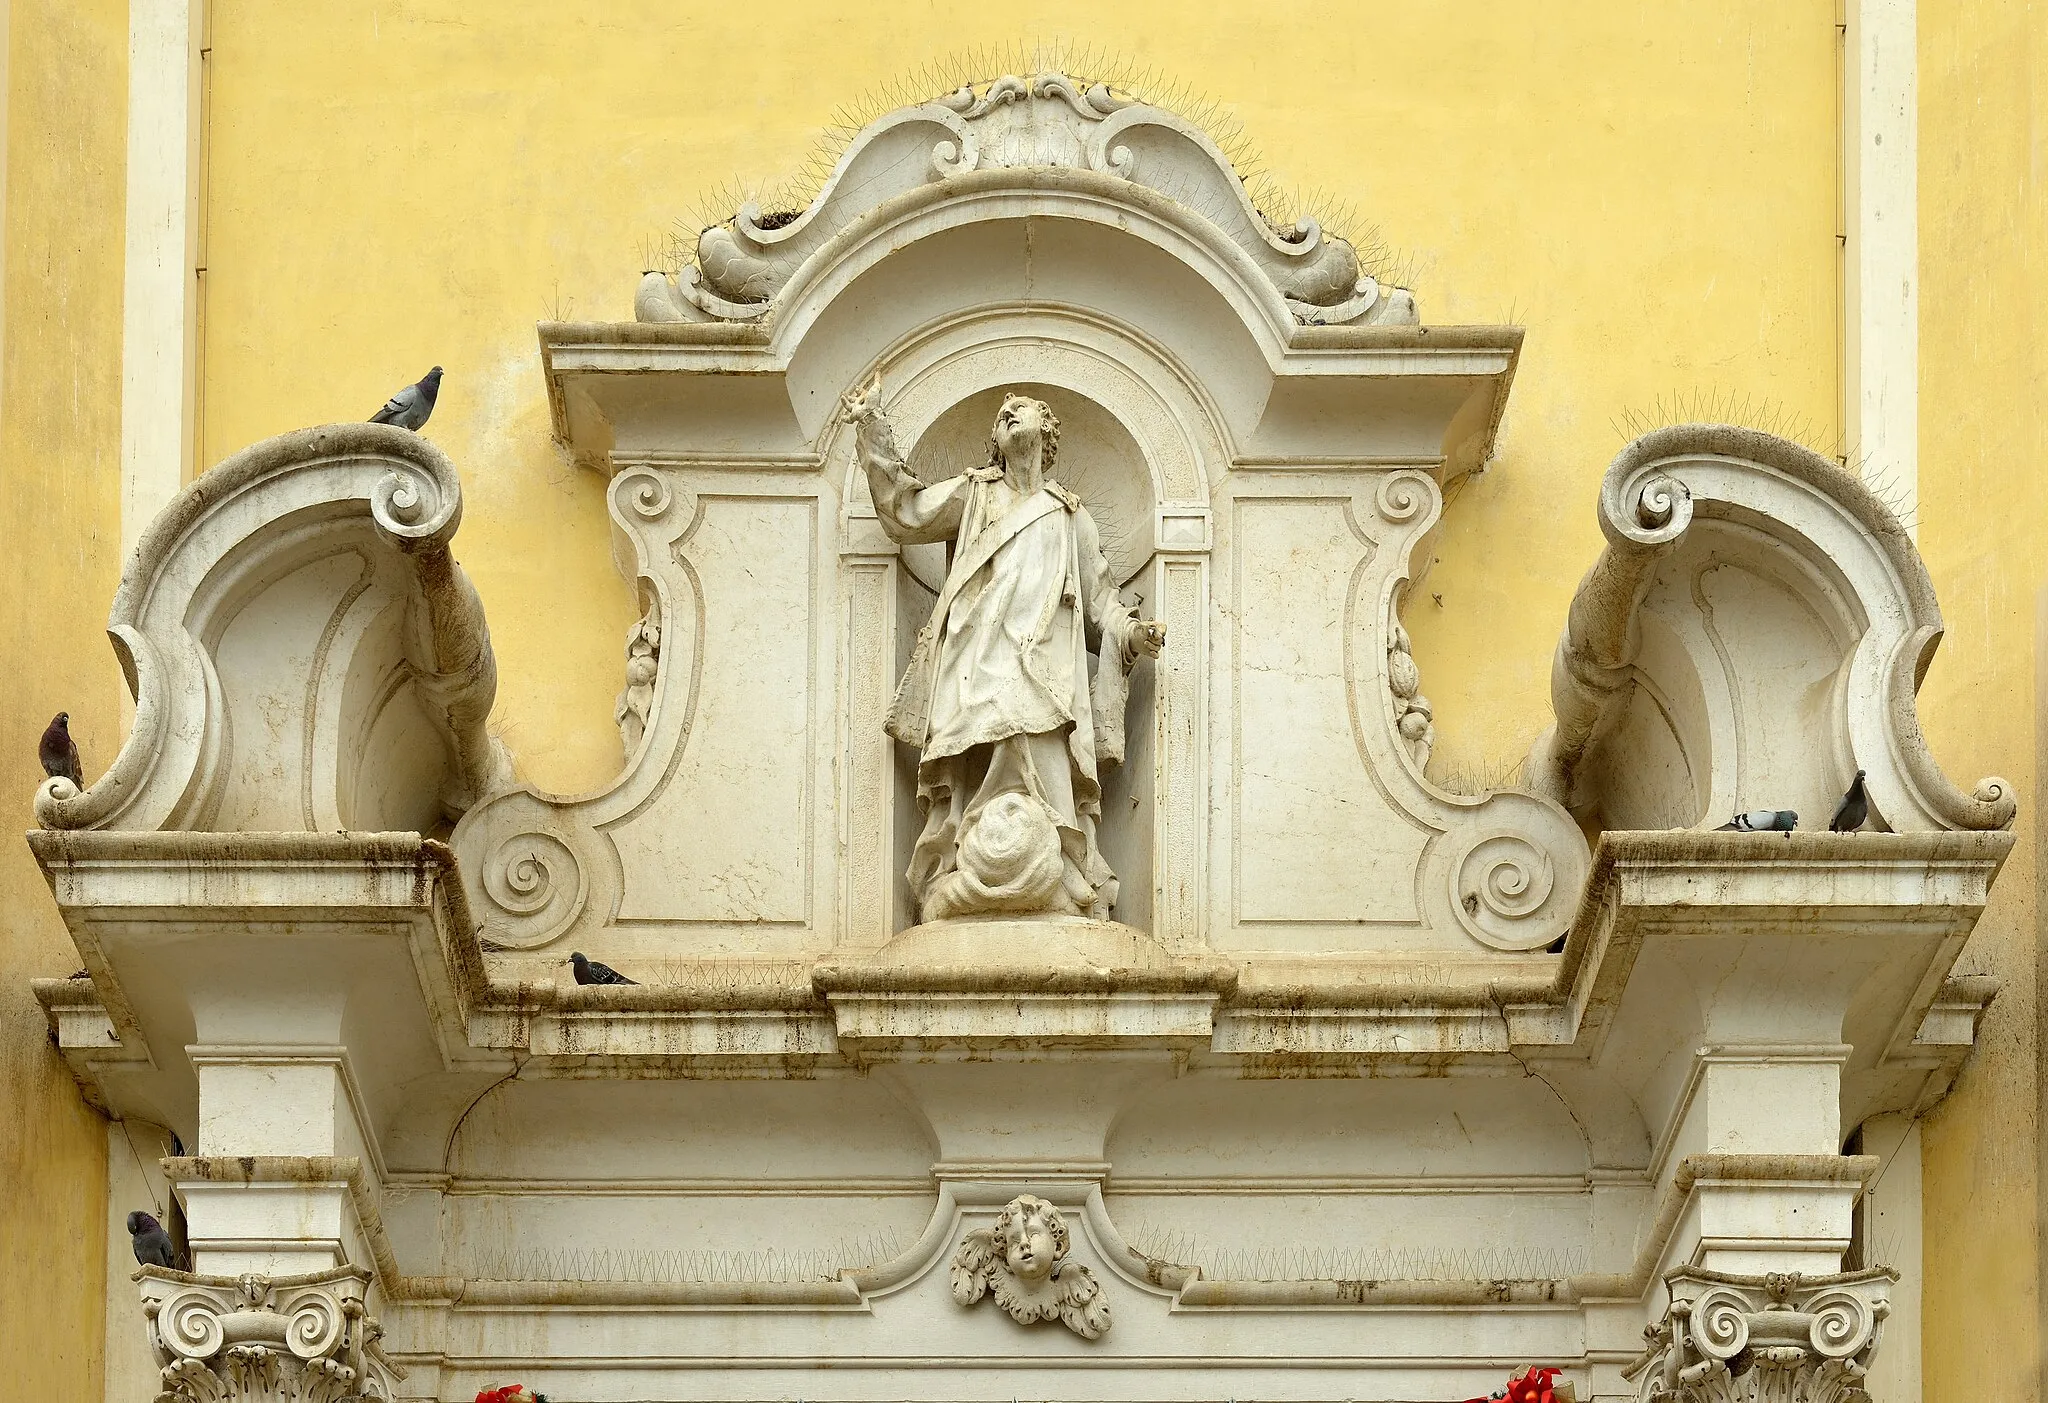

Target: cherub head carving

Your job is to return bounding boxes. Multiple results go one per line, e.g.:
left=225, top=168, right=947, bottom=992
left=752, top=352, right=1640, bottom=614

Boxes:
left=994, top=1193, right=1068, bottom=1283
left=949, top=1194, right=1110, bottom=1339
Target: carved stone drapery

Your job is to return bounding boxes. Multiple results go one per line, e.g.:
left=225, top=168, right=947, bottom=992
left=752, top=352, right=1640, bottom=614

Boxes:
left=138, top=1265, right=402, bottom=1403
left=1625, top=1267, right=1893, bottom=1403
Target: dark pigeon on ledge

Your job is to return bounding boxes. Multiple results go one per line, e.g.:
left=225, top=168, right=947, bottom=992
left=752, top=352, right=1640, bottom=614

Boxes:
left=1829, top=770, right=1870, bottom=832
left=39, top=711, right=81, bottom=786
left=569, top=951, right=637, bottom=986
left=128, top=1211, right=184, bottom=1271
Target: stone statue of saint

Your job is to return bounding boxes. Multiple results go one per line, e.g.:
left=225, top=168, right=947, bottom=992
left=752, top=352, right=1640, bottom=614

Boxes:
left=839, top=376, right=1165, bottom=924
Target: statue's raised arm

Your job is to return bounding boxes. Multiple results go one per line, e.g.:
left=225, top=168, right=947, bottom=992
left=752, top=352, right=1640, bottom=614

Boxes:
left=838, top=374, right=968, bottom=544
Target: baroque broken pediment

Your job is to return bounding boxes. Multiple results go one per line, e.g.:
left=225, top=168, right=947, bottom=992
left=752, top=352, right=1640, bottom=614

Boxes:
left=639, top=70, right=1418, bottom=329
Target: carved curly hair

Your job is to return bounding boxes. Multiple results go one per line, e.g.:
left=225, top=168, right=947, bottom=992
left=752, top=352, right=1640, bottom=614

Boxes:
left=986, top=394, right=1061, bottom=476
left=991, top=1194, right=1069, bottom=1261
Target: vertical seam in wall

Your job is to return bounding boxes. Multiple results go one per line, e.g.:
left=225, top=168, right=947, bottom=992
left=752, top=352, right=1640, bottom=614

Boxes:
left=118, top=0, right=204, bottom=572
left=192, top=0, right=210, bottom=478
left=1843, top=0, right=1859, bottom=471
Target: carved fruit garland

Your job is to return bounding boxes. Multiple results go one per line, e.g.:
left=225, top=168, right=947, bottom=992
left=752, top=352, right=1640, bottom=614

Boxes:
left=1389, top=620, right=1434, bottom=769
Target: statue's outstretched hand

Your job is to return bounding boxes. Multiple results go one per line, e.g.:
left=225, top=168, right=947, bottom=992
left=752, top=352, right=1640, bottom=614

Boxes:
left=1132, top=620, right=1167, bottom=659
left=837, top=372, right=884, bottom=425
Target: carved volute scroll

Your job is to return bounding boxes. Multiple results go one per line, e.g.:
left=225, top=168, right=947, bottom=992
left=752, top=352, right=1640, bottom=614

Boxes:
left=33, top=424, right=513, bottom=836
left=1532, top=425, right=2016, bottom=836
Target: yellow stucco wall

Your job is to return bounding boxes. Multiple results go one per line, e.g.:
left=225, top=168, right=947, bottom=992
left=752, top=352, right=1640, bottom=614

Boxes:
left=194, top=0, right=1839, bottom=795
left=0, top=0, right=125, bottom=1395
left=1916, top=1, right=2047, bottom=1399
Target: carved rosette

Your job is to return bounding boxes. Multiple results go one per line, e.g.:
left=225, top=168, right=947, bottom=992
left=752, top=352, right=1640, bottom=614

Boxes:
left=1625, top=1267, right=1893, bottom=1403
left=138, top=1266, right=402, bottom=1403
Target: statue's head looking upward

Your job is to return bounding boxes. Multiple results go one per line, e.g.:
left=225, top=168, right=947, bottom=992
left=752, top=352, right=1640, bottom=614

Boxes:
left=987, top=393, right=1061, bottom=490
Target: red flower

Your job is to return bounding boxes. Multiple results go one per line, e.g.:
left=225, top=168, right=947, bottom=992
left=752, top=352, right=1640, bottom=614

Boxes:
left=1462, top=1365, right=1564, bottom=1403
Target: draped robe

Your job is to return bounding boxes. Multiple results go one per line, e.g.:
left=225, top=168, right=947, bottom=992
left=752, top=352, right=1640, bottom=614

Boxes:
left=856, top=414, right=1143, bottom=922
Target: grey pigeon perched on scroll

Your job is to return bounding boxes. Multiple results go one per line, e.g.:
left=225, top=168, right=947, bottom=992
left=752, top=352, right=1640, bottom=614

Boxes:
left=369, top=365, right=443, bottom=430
left=1829, top=770, right=1870, bottom=832
left=128, top=1211, right=183, bottom=1270
left=570, top=951, right=637, bottom=986
left=1716, top=809, right=1799, bottom=832
left=39, top=712, right=81, bottom=786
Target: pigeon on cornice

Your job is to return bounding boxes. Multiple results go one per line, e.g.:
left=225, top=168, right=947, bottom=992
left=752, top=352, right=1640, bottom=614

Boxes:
left=1829, top=770, right=1870, bottom=832
left=569, top=951, right=637, bottom=986
left=1715, top=809, right=1799, bottom=832
left=369, top=366, right=443, bottom=431
left=39, top=712, right=81, bottom=787
left=128, top=1211, right=184, bottom=1270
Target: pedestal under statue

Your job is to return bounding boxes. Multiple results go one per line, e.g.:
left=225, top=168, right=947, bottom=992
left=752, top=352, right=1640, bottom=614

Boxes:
left=840, top=378, right=1165, bottom=923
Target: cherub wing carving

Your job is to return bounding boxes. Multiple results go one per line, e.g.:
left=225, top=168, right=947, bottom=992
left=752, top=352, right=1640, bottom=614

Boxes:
left=949, top=1227, right=997, bottom=1305
left=1053, top=1261, right=1112, bottom=1340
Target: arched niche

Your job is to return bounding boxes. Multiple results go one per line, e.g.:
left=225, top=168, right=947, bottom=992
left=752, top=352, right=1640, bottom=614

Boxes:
left=815, top=300, right=1224, bottom=944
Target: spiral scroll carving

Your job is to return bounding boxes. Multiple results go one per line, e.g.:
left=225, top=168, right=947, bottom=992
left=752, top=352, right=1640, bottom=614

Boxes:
left=157, top=1288, right=229, bottom=1361
left=1375, top=471, right=1436, bottom=526
left=370, top=460, right=463, bottom=550
left=1688, top=1287, right=1754, bottom=1360
left=479, top=830, right=588, bottom=947
left=1599, top=464, right=1693, bottom=550
left=611, top=468, right=674, bottom=523
left=1970, top=775, right=2018, bottom=828
left=1447, top=830, right=1566, bottom=951
left=1804, top=1287, right=1878, bottom=1359
left=279, top=1288, right=346, bottom=1361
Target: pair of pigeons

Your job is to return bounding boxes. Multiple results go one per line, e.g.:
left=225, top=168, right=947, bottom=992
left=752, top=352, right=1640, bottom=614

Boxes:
left=1717, top=770, right=1870, bottom=833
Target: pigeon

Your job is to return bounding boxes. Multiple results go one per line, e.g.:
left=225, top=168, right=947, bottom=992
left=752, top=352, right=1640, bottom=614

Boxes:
left=1715, top=809, right=1799, bottom=832
left=369, top=366, right=443, bottom=431
left=569, top=951, right=637, bottom=986
left=128, top=1211, right=184, bottom=1271
left=39, top=712, right=81, bottom=786
left=1830, top=769, right=1870, bottom=832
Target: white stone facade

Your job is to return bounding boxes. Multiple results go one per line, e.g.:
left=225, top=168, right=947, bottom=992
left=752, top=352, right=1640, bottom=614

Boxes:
left=31, top=74, right=2013, bottom=1403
